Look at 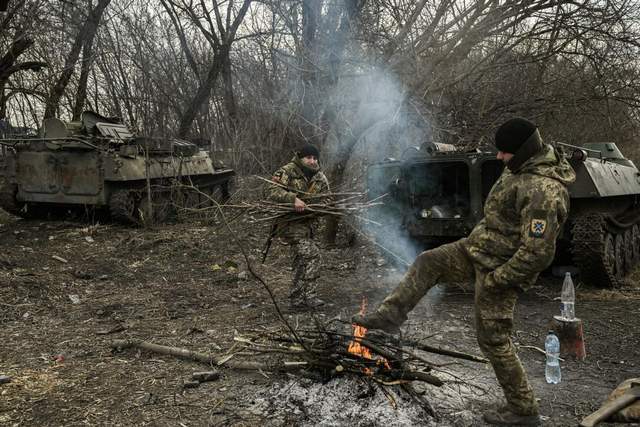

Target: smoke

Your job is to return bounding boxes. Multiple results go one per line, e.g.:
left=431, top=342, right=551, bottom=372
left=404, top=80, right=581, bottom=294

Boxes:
left=325, top=66, right=429, bottom=169
left=273, top=3, right=434, bottom=281
left=319, top=57, right=430, bottom=275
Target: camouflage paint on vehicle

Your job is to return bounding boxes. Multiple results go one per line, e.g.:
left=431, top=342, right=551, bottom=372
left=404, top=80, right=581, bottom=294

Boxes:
left=0, top=111, right=234, bottom=223
left=367, top=140, right=640, bottom=287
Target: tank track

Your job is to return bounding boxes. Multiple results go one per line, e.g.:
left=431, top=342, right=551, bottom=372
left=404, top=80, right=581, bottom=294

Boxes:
left=108, top=176, right=233, bottom=225
left=571, top=212, right=634, bottom=288
left=0, top=183, right=21, bottom=216
left=108, top=189, right=138, bottom=224
left=109, top=186, right=177, bottom=225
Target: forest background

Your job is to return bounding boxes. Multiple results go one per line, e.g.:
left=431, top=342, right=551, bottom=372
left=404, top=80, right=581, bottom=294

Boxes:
left=2, top=0, right=640, bottom=187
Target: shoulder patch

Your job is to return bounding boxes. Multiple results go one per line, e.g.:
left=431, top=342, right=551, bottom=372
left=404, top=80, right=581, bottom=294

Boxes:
left=272, top=168, right=291, bottom=186
left=529, top=217, right=547, bottom=238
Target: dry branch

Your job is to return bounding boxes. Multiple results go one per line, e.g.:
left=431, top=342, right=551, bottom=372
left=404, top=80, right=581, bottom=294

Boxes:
left=110, top=337, right=445, bottom=387
left=111, top=339, right=310, bottom=372
left=219, top=176, right=384, bottom=226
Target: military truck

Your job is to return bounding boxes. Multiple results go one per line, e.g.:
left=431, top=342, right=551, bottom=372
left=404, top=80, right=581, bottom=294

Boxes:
left=367, top=141, right=640, bottom=288
left=0, top=111, right=235, bottom=224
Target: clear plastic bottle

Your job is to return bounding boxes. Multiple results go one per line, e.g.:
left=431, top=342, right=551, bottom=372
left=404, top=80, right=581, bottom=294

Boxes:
left=561, top=272, right=575, bottom=320
left=545, top=331, right=561, bottom=384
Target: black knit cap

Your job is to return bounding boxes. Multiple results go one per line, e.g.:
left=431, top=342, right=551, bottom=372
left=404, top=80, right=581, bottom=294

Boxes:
left=298, top=143, right=320, bottom=159
left=495, top=118, right=537, bottom=154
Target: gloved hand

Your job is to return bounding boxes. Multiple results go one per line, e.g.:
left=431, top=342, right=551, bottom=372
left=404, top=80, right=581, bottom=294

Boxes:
left=484, top=271, right=506, bottom=292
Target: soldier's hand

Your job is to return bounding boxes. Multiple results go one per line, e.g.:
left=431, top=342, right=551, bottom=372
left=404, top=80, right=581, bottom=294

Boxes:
left=294, top=197, right=306, bottom=212
left=484, top=271, right=504, bottom=291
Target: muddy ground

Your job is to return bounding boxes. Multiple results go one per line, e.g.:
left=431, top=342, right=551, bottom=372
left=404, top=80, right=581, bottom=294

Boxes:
left=1, top=204, right=639, bottom=426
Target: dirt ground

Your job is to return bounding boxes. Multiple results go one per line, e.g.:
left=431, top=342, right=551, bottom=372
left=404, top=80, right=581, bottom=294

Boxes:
left=1, top=204, right=639, bottom=426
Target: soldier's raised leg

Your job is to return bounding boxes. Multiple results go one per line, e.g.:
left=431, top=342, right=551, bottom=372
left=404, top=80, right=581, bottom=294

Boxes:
left=354, top=239, right=475, bottom=332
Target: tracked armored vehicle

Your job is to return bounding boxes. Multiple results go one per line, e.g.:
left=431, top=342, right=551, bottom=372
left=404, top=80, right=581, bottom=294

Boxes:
left=367, top=141, right=640, bottom=287
left=0, top=111, right=234, bottom=224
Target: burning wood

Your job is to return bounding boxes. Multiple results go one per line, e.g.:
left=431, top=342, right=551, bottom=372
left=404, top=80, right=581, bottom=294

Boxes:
left=110, top=313, right=491, bottom=421
left=347, top=297, right=392, bottom=374
left=111, top=317, right=484, bottom=389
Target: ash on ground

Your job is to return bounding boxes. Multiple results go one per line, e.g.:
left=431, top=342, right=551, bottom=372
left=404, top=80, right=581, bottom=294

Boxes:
left=247, top=376, right=436, bottom=426
left=245, top=374, right=490, bottom=426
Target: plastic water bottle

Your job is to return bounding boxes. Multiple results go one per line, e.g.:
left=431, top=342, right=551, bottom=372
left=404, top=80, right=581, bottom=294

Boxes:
left=561, top=272, right=575, bottom=320
left=545, top=331, right=561, bottom=384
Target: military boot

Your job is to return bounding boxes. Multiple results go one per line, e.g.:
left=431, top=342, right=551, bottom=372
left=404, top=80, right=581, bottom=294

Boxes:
left=482, top=407, right=541, bottom=426
left=352, top=311, right=401, bottom=335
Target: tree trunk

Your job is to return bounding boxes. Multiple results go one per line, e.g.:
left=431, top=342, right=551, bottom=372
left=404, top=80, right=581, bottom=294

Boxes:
left=178, top=52, right=225, bottom=139
left=221, top=51, right=237, bottom=133
left=72, top=41, right=95, bottom=120
left=319, top=1, right=365, bottom=243
left=44, top=0, right=111, bottom=119
left=324, top=132, right=357, bottom=244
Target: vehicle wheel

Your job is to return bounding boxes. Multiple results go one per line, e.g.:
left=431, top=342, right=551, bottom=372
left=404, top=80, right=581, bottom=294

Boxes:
left=0, top=183, right=38, bottom=218
left=614, top=233, right=625, bottom=280
left=624, top=229, right=635, bottom=274
left=153, top=191, right=175, bottom=223
left=109, top=189, right=138, bottom=224
left=136, top=190, right=174, bottom=225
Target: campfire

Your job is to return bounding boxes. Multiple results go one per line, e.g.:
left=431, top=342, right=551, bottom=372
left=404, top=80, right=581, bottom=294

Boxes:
left=111, top=297, right=488, bottom=420
left=347, top=297, right=392, bottom=374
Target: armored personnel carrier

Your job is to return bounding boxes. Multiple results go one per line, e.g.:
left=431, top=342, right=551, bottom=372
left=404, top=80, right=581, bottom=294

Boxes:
left=0, top=111, right=234, bottom=224
left=367, top=141, right=640, bottom=287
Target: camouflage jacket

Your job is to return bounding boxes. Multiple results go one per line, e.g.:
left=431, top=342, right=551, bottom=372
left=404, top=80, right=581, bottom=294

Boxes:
left=464, top=144, right=576, bottom=291
left=268, top=156, right=330, bottom=235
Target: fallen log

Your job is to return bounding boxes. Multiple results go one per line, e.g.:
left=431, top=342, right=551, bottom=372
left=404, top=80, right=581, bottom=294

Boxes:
left=192, top=371, right=220, bottom=382
left=111, top=339, right=304, bottom=372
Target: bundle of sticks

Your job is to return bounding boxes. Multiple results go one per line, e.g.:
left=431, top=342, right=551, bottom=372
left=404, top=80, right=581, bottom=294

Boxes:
left=223, top=176, right=385, bottom=226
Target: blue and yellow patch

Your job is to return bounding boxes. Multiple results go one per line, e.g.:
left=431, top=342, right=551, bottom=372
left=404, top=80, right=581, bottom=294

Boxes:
left=529, top=218, right=547, bottom=238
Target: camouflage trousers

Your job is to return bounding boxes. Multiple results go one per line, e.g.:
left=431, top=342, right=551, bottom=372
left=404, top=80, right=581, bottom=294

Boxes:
left=285, top=236, right=321, bottom=304
left=376, top=239, right=538, bottom=416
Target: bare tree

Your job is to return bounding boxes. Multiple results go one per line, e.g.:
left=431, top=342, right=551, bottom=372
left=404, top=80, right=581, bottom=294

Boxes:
left=0, top=1, right=47, bottom=120
left=163, top=0, right=253, bottom=138
left=44, top=0, right=111, bottom=119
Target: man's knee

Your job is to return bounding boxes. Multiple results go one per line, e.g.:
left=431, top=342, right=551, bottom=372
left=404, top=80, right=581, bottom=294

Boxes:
left=476, top=319, right=512, bottom=355
left=409, top=249, right=450, bottom=282
left=413, top=241, right=473, bottom=280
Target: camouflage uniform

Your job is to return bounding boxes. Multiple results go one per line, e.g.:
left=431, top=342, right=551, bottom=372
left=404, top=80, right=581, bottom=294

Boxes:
left=269, top=156, right=330, bottom=306
left=374, top=144, right=575, bottom=416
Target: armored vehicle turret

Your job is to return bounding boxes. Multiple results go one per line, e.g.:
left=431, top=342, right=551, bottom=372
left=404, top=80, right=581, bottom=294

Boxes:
left=0, top=111, right=234, bottom=224
left=367, top=141, right=640, bottom=287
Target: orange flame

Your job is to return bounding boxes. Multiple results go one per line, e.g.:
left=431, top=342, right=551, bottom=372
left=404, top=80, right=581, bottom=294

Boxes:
left=348, top=297, right=391, bottom=374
